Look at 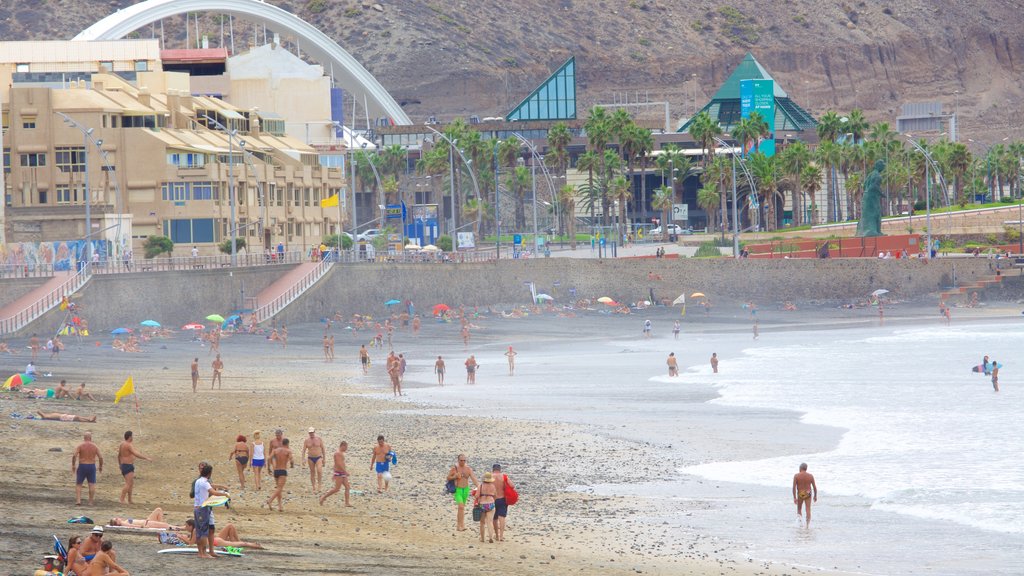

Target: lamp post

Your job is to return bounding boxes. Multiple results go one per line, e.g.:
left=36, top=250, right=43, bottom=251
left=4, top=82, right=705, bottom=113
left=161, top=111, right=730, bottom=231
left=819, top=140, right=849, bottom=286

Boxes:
left=904, top=135, right=941, bottom=259
left=509, top=133, right=557, bottom=251
left=424, top=126, right=480, bottom=242
left=57, top=113, right=100, bottom=264
left=712, top=135, right=740, bottom=258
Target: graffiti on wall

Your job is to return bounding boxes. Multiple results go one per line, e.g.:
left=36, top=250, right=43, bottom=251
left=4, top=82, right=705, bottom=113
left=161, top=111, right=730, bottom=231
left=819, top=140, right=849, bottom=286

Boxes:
left=0, top=241, right=110, bottom=271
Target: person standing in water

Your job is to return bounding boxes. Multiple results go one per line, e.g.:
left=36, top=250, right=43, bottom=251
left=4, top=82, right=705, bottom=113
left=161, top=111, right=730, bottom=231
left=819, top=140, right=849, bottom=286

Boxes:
left=792, top=462, right=818, bottom=525
left=666, top=353, right=679, bottom=377
left=504, top=346, right=517, bottom=376
left=991, top=360, right=1000, bottom=392
left=710, top=353, right=719, bottom=373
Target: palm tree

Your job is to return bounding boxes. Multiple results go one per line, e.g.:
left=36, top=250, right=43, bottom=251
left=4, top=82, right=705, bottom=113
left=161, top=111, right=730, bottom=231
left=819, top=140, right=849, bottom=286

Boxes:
left=802, top=163, right=823, bottom=223
left=697, top=185, right=720, bottom=232
left=380, top=144, right=407, bottom=182
left=689, top=111, right=721, bottom=168
left=748, top=152, right=778, bottom=231
left=747, top=111, right=771, bottom=154
left=576, top=151, right=601, bottom=219
left=947, top=142, right=972, bottom=205
left=701, top=155, right=726, bottom=233
left=845, top=173, right=863, bottom=219
left=415, top=147, right=448, bottom=205
left=780, top=141, right=812, bottom=226
left=507, top=165, right=531, bottom=231
left=558, top=183, right=578, bottom=249
left=607, top=175, right=631, bottom=239
left=462, top=197, right=491, bottom=238
left=845, top=108, right=869, bottom=144
left=655, top=145, right=690, bottom=199
left=633, top=126, right=654, bottom=228
left=651, top=185, right=674, bottom=241
left=600, top=148, right=623, bottom=226
left=817, top=141, right=843, bottom=221
left=732, top=117, right=758, bottom=157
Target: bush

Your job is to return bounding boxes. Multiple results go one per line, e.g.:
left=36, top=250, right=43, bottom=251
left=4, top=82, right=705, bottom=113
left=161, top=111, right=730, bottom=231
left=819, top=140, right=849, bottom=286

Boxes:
left=913, top=199, right=927, bottom=211
left=1003, top=226, right=1020, bottom=242
left=1000, top=196, right=1015, bottom=203
left=142, top=236, right=173, bottom=259
left=694, top=241, right=722, bottom=258
left=322, top=234, right=353, bottom=249
left=218, top=237, right=246, bottom=254
left=436, top=235, right=453, bottom=252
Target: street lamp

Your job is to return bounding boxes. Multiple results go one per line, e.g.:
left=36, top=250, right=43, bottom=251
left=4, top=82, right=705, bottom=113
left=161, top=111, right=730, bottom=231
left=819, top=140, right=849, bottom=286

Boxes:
left=57, top=113, right=99, bottom=264
left=711, top=135, right=740, bottom=258
left=509, top=133, right=557, bottom=251
left=904, top=135, right=943, bottom=259
left=424, top=126, right=480, bottom=241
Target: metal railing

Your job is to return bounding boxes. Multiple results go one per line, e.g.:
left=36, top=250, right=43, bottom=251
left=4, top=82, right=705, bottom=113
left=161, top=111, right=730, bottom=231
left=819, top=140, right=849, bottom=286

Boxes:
left=325, top=248, right=497, bottom=264
left=0, top=263, right=58, bottom=278
left=253, top=258, right=334, bottom=324
left=89, top=250, right=306, bottom=274
left=0, top=265, right=92, bottom=336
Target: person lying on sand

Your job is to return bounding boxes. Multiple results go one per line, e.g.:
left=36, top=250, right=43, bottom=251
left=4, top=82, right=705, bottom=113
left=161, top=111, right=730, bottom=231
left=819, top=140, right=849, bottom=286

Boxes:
left=109, top=507, right=183, bottom=530
left=0, top=340, right=19, bottom=354
left=181, top=520, right=264, bottom=549
left=37, top=411, right=97, bottom=423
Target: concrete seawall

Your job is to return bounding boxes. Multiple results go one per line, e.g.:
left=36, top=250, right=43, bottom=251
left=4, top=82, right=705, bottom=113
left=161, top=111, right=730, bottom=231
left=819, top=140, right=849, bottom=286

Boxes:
left=1, top=258, right=998, bottom=333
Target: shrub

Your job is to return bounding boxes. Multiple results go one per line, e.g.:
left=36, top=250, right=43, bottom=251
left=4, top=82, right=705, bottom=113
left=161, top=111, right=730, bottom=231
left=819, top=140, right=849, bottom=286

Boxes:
left=322, top=234, right=353, bottom=249
left=218, top=237, right=246, bottom=254
left=307, top=0, right=328, bottom=14
left=344, top=7, right=361, bottom=18
left=913, top=199, right=927, bottom=211
left=1003, top=226, right=1020, bottom=242
left=436, top=235, right=453, bottom=252
left=1000, top=196, right=1015, bottom=203
left=694, top=241, right=722, bottom=258
left=142, top=236, right=173, bottom=259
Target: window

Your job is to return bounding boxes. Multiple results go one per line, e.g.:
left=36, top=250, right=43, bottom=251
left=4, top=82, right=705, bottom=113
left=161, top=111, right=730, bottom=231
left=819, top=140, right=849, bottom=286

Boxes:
left=38, top=190, right=47, bottom=204
left=192, top=182, right=215, bottom=200
left=134, top=60, right=148, bottom=72
left=15, top=63, right=28, bottom=73
left=163, top=218, right=216, bottom=243
left=3, top=148, right=9, bottom=173
left=303, top=187, right=311, bottom=207
left=122, top=115, right=157, bottom=129
left=99, top=61, right=113, bottom=72
left=56, top=184, right=80, bottom=204
left=291, top=185, right=300, bottom=207
left=20, top=153, right=45, bottom=167
left=55, top=147, right=86, bottom=173
left=22, top=117, right=36, bottom=129
left=167, top=152, right=206, bottom=169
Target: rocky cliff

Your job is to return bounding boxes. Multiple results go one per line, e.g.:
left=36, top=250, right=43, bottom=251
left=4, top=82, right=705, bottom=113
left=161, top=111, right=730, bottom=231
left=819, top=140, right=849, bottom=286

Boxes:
left=5, top=0, right=1023, bottom=141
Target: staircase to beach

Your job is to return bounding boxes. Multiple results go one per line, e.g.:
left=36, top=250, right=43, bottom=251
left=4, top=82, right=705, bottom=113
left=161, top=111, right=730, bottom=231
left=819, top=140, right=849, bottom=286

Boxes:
left=939, top=273, right=1005, bottom=304
left=0, top=267, right=92, bottom=336
left=252, top=259, right=334, bottom=324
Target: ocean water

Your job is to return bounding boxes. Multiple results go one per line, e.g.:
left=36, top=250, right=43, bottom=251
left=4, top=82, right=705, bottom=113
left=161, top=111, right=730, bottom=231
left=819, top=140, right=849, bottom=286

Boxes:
left=404, top=318, right=1024, bottom=575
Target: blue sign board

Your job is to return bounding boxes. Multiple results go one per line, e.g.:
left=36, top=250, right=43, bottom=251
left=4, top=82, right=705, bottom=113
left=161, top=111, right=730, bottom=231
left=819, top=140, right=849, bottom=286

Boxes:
left=513, top=234, right=522, bottom=246
left=385, top=203, right=405, bottom=220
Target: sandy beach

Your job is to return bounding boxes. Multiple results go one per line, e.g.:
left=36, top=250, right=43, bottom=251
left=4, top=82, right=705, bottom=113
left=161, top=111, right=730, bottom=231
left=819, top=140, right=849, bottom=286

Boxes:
left=2, top=295, right=1019, bottom=575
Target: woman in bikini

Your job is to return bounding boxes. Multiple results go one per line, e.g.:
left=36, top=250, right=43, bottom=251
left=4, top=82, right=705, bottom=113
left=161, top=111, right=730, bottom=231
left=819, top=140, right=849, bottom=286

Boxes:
left=477, top=472, right=498, bottom=543
left=230, top=434, right=250, bottom=489
left=181, top=520, right=264, bottom=549
left=64, top=535, right=89, bottom=575
left=250, top=431, right=265, bottom=491
left=109, top=507, right=183, bottom=530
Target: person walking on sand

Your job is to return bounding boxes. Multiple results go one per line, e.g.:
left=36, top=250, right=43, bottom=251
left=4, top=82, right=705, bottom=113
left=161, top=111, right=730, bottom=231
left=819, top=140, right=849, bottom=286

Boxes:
left=667, top=352, right=679, bottom=377
left=447, top=454, right=479, bottom=532
left=672, top=320, right=680, bottom=340
left=643, top=319, right=652, bottom=338
left=29, top=333, right=40, bottom=362
left=388, top=355, right=402, bottom=396
left=359, top=344, right=370, bottom=374
left=73, top=432, right=103, bottom=506
left=504, top=346, right=517, bottom=376
left=265, top=439, right=294, bottom=512
left=230, top=434, right=250, bottom=489
left=371, top=435, right=393, bottom=493
left=320, top=440, right=352, bottom=507
left=792, top=462, right=818, bottom=525
left=753, top=319, right=759, bottom=340
left=477, top=472, right=498, bottom=543
left=435, top=355, right=446, bottom=385
left=323, top=335, right=331, bottom=362
left=991, top=360, right=1000, bottom=392
left=710, top=352, right=719, bottom=373
left=302, top=427, right=325, bottom=493
left=462, top=325, right=471, bottom=349
left=491, top=464, right=514, bottom=542
left=117, top=431, right=151, bottom=504
left=211, top=354, right=224, bottom=389
left=193, top=463, right=229, bottom=558
left=190, top=358, right=199, bottom=393
left=465, top=355, right=478, bottom=384
left=250, top=431, right=266, bottom=491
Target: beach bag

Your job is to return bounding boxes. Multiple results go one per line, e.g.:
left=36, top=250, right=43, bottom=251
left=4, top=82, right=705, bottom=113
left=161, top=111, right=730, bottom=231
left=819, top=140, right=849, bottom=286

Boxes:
left=472, top=504, right=483, bottom=522
left=444, top=479, right=456, bottom=494
left=504, top=475, right=519, bottom=506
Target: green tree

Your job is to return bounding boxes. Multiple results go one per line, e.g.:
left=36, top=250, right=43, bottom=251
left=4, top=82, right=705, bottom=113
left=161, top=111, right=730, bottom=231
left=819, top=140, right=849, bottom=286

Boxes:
left=506, top=164, right=531, bottom=231
left=558, top=183, right=578, bottom=249
left=802, top=163, right=823, bottom=223
left=322, top=233, right=353, bottom=250
left=845, top=108, right=869, bottom=144
left=689, top=111, right=722, bottom=168
left=218, top=237, right=246, bottom=254
left=651, top=185, right=674, bottom=241
left=697, top=185, right=720, bottom=232
left=142, top=235, right=174, bottom=259
left=780, top=141, right=812, bottom=226
left=748, top=152, right=778, bottom=231
left=576, top=151, right=601, bottom=219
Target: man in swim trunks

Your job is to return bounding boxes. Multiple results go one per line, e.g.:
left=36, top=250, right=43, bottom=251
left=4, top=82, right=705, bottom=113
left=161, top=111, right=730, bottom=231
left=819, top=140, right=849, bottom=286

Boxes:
left=388, top=355, right=402, bottom=396
left=55, top=379, right=71, bottom=399
left=118, top=430, right=152, bottom=504
left=320, top=440, right=352, bottom=507
left=710, top=352, right=719, bottom=374
left=37, top=411, right=96, bottom=422
left=792, top=462, right=818, bottom=525
left=435, top=355, right=446, bottom=385
left=491, top=463, right=513, bottom=542
left=75, top=382, right=96, bottom=401
left=211, top=354, right=224, bottom=389
left=302, top=427, right=325, bottom=493
left=371, top=435, right=393, bottom=493
left=667, top=352, right=679, bottom=377
left=465, top=355, right=478, bottom=384
left=72, top=432, right=103, bottom=505
left=359, top=344, right=370, bottom=374
left=266, top=439, right=294, bottom=511
left=447, top=454, right=479, bottom=531
left=190, top=358, right=199, bottom=393
left=991, top=360, right=1000, bottom=392
left=504, top=346, right=517, bottom=376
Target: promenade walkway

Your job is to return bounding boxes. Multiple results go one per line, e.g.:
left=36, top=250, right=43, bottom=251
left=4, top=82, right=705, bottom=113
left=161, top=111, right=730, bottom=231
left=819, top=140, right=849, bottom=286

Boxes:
left=0, top=269, right=91, bottom=336
left=252, top=259, right=334, bottom=324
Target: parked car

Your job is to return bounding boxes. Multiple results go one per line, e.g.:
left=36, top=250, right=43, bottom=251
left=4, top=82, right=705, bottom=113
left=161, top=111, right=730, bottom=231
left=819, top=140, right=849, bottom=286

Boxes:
left=650, top=224, right=684, bottom=236
left=357, top=228, right=382, bottom=242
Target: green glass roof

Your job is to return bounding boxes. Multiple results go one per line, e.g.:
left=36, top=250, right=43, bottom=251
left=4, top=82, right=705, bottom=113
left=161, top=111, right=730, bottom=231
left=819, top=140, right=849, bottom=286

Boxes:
left=506, top=57, right=577, bottom=121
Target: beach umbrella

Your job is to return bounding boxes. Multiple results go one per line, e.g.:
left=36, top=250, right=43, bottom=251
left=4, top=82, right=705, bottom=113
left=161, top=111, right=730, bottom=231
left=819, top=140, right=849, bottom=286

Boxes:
left=140, top=320, right=161, bottom=328
left=536, top=294, right=554, bottom=301
left=597, top=296, right=614, bottom=303
left=222, top=315, right=241, bottom=329
left=404, top=243, right=420, bottom=250
left=690, top=292, right=706, bottom=299
left=672, top=294, right=686, bottom=306
left=3, top=373, right=33, bottom=389
left=385, top=299, right=402, bottom=306
left=111, top=328, right=130, bottom=335
left=603, top=300, right=621, bottom=307
left=182, top=323, right=204, bottom=330
left=872, top=289, right=889, bottom=296
left=206, top=314, right=225, bottom=323
left=420, top=244, right=441, bottom=252
left=432, top=303, right=450, bottom=315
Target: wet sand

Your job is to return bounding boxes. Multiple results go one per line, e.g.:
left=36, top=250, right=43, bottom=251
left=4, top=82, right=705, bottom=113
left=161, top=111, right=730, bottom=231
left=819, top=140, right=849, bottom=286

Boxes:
left=3, top=297, right=1011, bottom=575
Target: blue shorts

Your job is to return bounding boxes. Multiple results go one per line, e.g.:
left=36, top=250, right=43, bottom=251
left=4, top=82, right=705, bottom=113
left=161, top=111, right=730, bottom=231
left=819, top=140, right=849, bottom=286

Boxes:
left=193, top=506, right=213, bottom=539
left=76, top=463, right=96, bottom=485
left=375, top=461, right=390, bottom=474
left=494, top=497, right=508, bottom=518
left=252, top=458, right=265, bottom=468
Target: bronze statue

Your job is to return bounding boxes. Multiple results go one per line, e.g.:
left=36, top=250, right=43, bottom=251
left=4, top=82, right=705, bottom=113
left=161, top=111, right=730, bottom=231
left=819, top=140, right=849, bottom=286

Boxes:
left=857, top=160, right=885, bottom=237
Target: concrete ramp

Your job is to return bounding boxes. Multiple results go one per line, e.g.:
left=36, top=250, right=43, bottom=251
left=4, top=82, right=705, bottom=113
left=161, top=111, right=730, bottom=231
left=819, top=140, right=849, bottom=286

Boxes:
left=253, top=260, right=334, bottom=324
left=0, top=269, right=91, bottom=336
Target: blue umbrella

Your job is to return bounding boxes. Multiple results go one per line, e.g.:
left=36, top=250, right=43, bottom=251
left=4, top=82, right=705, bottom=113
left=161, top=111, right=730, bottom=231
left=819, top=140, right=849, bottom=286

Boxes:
left=111, top=328, right=130, bottom=335
left=140, top=320, right=161, bottom=328
left=385, top=299, right=401, bottom=307
left=222, top=314, right=241, bottom=329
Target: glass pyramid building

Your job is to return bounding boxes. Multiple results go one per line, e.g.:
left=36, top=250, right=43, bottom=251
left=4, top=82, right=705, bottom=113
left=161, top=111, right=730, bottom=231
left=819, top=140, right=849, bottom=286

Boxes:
left=506, top=57, right=577, bottom=121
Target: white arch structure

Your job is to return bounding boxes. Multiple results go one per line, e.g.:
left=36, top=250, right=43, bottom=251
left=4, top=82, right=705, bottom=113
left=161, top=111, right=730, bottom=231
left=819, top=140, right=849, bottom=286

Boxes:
left=74, top=0, right=411, bottom=125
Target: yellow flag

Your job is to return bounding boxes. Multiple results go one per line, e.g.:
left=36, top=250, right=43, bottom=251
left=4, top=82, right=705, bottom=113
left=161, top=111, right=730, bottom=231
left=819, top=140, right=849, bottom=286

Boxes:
left=114, top=376, right=134, bottom=404
left=680, top=304, right=686, bottom=317
left=321, top=193, right=339, bottom=208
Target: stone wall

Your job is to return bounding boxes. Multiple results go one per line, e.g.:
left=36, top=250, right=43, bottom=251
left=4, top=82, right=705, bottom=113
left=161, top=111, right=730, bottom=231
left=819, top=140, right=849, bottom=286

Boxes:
left=0, top=277, right=47, bottom=309
left=2, top=258, right=998, bottom=334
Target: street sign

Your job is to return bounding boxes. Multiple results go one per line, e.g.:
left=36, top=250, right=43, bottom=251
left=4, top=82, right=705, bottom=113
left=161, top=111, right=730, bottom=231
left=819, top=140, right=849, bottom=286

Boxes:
left=672, top=203, right=689, bottom=222
left=385, top=204, right=404, bottom=220
left=513, top=234, right=522, bottom=246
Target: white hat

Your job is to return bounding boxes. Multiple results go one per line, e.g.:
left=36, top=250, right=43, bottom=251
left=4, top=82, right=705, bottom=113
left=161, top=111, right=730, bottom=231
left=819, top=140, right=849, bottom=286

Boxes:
left=308, top=427, right=316, bottom=433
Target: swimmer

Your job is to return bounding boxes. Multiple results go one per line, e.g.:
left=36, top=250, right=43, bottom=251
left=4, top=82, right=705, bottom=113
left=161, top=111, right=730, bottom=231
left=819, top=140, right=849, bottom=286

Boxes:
left=792, top=463, right=818, bottom=525
left=435, top=355, right=446, bottom=385
left=667, top=353, right=678, bottom=377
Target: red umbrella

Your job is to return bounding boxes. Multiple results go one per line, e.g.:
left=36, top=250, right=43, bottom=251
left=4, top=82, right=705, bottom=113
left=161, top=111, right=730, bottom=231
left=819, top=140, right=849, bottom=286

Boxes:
left=432, top=304, right=450, bottom=315
left=603, top=300, right=621, bottom=307
left=182, top=323, right=205, bottom=330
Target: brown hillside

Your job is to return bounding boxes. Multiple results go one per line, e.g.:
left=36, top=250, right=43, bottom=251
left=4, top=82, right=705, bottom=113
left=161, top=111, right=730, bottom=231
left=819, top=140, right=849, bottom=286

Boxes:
left=5, top=0, right=1024, bottom=142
